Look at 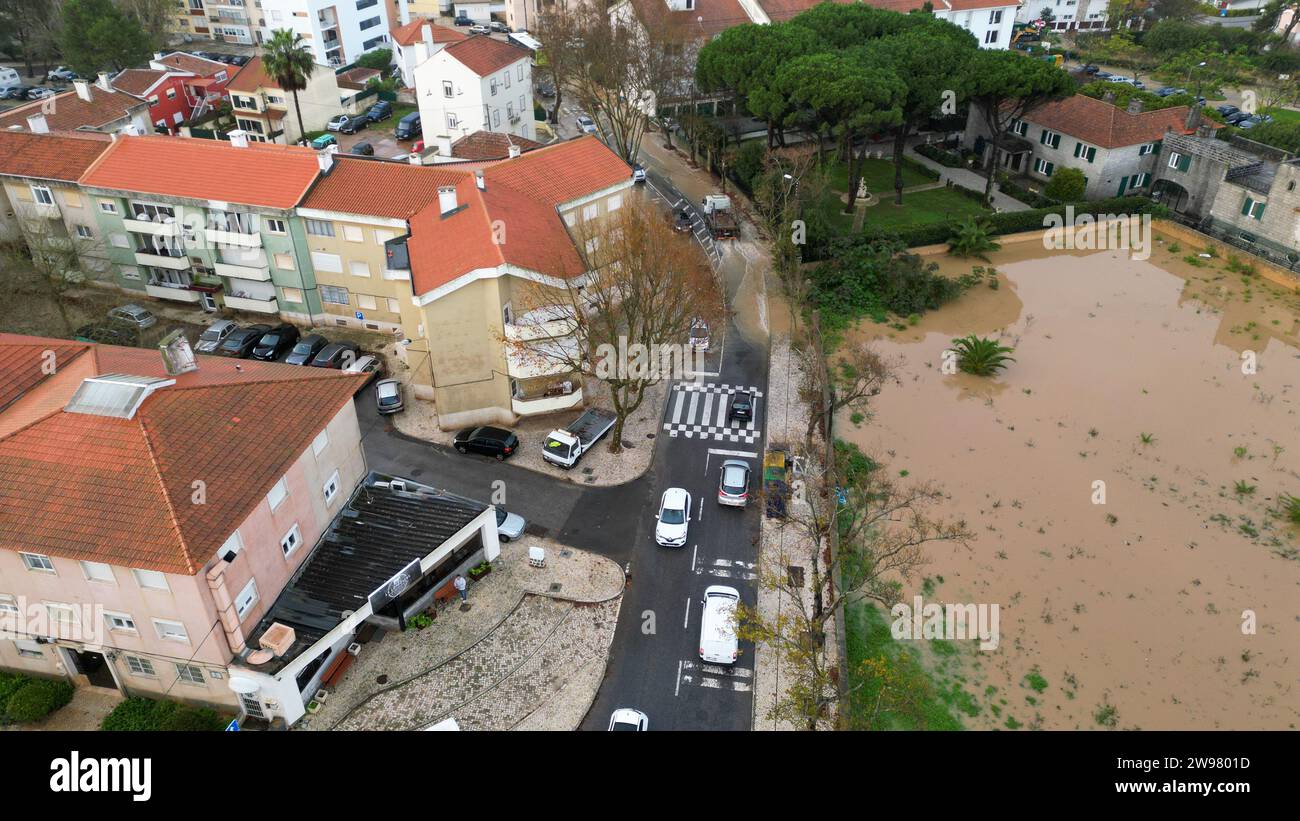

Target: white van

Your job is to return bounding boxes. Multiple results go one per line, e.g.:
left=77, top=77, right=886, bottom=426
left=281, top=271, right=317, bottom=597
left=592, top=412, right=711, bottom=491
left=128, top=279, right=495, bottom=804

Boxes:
left=0, top=67, right=20, bottom=93
left=699, top=585, right=740, bottom=665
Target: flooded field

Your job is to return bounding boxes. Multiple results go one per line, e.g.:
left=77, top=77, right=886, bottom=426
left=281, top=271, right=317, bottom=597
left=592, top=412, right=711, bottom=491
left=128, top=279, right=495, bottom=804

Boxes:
left=837, top=236, right=1300, bottom=730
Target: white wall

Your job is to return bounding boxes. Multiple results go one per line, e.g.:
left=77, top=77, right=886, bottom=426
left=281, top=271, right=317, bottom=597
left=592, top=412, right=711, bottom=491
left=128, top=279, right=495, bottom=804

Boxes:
left=415, top=47, right=533, bottom=142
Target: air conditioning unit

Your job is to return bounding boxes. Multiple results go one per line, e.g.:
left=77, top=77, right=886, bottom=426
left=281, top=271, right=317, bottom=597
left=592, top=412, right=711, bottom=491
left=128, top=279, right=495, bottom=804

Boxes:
left=259, top=622, right=296, bottom=656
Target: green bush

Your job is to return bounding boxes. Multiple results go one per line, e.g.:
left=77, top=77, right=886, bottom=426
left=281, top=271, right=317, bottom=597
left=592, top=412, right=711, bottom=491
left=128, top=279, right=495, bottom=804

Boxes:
left=0, top=672, right=30, bottom=720
left=354, top=48, right=393, bottom=71
left=4, top=678, right=73, bottom=723
left=100, top=696, right=226, bottom=731
left=870, top=196, right=1160, bottom=248
left=915, top=142, right=964, bottom=168
left=1044, top=167, right=1087, bottom=202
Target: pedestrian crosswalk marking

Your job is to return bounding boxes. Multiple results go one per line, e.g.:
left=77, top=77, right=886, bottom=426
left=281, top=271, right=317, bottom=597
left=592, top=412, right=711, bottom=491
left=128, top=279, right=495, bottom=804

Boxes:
left=677, top=660, right=754, bottom=693
left=662, top=381, right=763, bottom=444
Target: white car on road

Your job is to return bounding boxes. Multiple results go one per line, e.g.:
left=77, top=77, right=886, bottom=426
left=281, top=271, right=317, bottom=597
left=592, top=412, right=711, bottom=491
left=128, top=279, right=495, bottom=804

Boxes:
left=699, top=586, right=740, bottom=665
left=576, top=114, right=598, bottom=134
left=654, top=487, right=691, bottom=547
left=608, top=708, right=648, bottom=731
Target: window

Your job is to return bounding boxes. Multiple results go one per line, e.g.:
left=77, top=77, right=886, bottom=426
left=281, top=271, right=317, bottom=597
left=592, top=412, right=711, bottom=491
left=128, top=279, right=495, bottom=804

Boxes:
left=312, top=429, right=329, bottom=457
left=374, top=229, right=395, bottom=245
left=175, top=663, right=206, bottom=685
left=312, top=251, right=343, bottom=273
left=166, top=87, right=176, bottom=99
left=608, top=194, right=623, bottom=212
left=153, top=619, right=189, bottom=642
left=126, top=655, right=156, bottom=677
left=490, top=79, right=498, bottom=96
left=119, top=265, right=141, bottom=280
left=110, top=233, right=130, bottom=248
left=350, top=260, right=371, bottom=278
left=305, top=219, right=335, bottom=236
left=447, top=113, right=459, bottom=129
left=357, top=294, right=377, bottom=310
left=563, top=212, right=576, bottom=227
left=282, top=286, right=303, bottom=302
left=75, top=225, right=93, bottom=239
left=492, top=109, right=500, bottom=126
left=387, top=297, right=401, bottom=313
left=30, top=185, right=53, bottom=205
left=1039, top=129, right=1061, bottom=149
left=359, top=15, right=381, bottom=30
left=443, top=80, right=453, bottom=98
left=1168, top=151, right=1190, bottom=172
left=235, top=579, right=258, bottom=619
left=343, top=224, right=364, bottom=243
left=505, top=71, right=511, bottom=89
left=14, top=639, right=43, bottom=659
left=64, top=191, right=81, bottom=208
left=984, top=29, right=999, bottom=45
left=274, top=252, right=295, bottom=271
left=323, top=470, right=340, bottom=505
left=99, top=200, right=118, bottom=214
left=80, top=561, right=115, bottom=583
left=582, top=203, right=598, bottom=221
left=0, top=595, right=18, bottom=615
left=507, top=102, right=514, bottom=120
left=321, top=285, right=350, bottom=305
left=267, top=477, right=288, bottom=511
left=1073, top=142, right=1096, bottom=163
left=1033, top=158, right=1055, bottom=176
left=266, top=218, right=286, bottom=234
left=989, top=9, right=1003, bottom=23
left=518, top=64, right=524, bottom=81
left=1241, top=196, right=1266, bottom=220
left=133, top=568, right=169, bottom=591
left=21, top=552, right=54, bottom=573
left=106, top=612, right=137, bottom=632
left=281, top=523, right=303, bottom=558
left=1139, top=142, right=1157, bottom=156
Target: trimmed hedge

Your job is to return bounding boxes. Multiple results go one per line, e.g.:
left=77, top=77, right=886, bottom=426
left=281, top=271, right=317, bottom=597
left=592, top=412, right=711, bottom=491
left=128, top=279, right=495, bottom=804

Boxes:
left=866, top=196, right=1163, bottom=248
left=101, top=696, right=227, bottom=732
left=998, top=178, right=1057, bottom=209
left=915, top=142, right=964, bottom=168
left=3, top=676, right=73, bottom=723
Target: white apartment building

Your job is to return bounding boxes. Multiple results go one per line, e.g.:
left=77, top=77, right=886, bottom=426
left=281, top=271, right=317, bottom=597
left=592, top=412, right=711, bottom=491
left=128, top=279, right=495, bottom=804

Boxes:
left=930, top=0, right=1020, bottom=49
left=260, top=0, right=394, bottom=67
left=205, top=0, right=260, bottom=44
left=415, top=36, right=535, bottom=144
left=1015, top=0, right=1110, bottom=32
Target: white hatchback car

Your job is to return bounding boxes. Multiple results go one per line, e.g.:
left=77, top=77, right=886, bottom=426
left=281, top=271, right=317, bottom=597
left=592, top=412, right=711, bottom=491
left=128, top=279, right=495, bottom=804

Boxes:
left=654, top=487, right=691, bottom=547
left=699, top=585, right=740, bottom=665
left=608, top=708, right=648, bottom=731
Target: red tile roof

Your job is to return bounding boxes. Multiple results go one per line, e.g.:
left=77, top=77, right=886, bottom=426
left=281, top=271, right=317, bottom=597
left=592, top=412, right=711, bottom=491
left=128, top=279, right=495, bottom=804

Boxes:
left=0, top=130, right=114, bottom=183
left=1022, top=95, right=1199, bottom=149
left=450, top=130, right=544, bottom=161
left=226, top=55, right=275, bottom=93
left=302, top=156, right=469, bottom=219
left=484, top=135, right=631, bottom=207
left=629, top=0, right=757, bottom=38
left=392, top=18, right=467, bottom=46
left=80, top=134, right=322, bottom=209
left=442, top=36, right=531, bottom=76
left=0, top=333, right=366, bottom=574
left=111, top=69, right=171, bottom=97
left=0, top=85, right=147, bottom=133
left=0, top=338, right=91, bottom=412
left=155, top=52, right=231, bottom=78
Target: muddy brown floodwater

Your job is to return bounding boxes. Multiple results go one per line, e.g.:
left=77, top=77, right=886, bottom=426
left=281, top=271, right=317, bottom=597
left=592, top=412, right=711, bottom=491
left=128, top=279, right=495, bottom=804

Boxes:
left=836, top=236, right=1300, bottom=730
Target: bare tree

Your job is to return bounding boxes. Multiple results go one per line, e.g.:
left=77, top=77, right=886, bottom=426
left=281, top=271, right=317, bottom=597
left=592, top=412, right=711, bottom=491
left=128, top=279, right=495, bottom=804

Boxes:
left=118, top=0, right=175, bottom=49
left=505, top=198, right=723, bottom=452
left=2, top=210, right=110, bottom=336
left=796, top=341, right=896, bottom=443
left=532, top=4, right=579, bottom=125
left=0, top=0, right=61, bottom=79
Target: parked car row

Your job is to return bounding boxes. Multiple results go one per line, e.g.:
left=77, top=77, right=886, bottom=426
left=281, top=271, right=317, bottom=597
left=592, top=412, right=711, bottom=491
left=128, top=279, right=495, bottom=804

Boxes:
left=3, top=85, right=56, bottom=101
left=1217, top=104, right=1273, bottom=129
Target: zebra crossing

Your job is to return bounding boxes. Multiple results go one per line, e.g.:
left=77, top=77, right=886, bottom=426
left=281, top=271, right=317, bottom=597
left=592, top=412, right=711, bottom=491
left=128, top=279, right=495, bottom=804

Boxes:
left=662, top=381, right=763, bottom=444
left=695, top=558, right=758, bottom=583
left=676, top=659, right=754, bottom=694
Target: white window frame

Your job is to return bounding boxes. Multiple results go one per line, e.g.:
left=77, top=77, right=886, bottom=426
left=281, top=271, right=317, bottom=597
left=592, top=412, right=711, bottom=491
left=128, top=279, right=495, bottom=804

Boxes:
left=153, top=618, right=189, bottom=643
left=132, top=568, right=169, bottom=591
left=21, top=552, right=54, bottom=573
left=234, top=578, right=258, bottom=619
left=266, top=218, right=287, bottom=234
left=99, top=200, right=118, bottom=214
left=175, top=662, right=206, bottom=685
left=106, top=611, right=137, bottom=633
left=30, top=184, right=54, bottom=205
left=267, top=477, right=288, bottom=511
left=281, top=523, right=303, bottom=558
left=126, top=655, right=156, bottom=676
left=323, top=470, right=340, bottom=505
left=80, top=560, right=115, bottom=584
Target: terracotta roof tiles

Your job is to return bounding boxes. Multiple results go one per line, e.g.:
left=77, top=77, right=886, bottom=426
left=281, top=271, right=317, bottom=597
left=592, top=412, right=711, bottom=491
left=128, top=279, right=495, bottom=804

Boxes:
left=0, top=130, right=114, bottom=183
left=0, top=85, right=147, bottom=133
left=391, top=18, right=467, bottom=46
left=1022, top=95, right=1200, bottom=149
left=450, top=130, right=543, bottom=161
left=443, top=36, right=530, bottom=76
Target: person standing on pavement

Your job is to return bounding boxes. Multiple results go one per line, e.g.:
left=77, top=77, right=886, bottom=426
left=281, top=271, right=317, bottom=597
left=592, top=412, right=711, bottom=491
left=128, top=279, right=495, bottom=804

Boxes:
left=453, top=574, right=468, bottom=603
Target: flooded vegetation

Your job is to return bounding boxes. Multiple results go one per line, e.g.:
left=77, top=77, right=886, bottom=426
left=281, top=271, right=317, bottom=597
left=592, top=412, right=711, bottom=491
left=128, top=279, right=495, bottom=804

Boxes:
left=837, top=235, right=1300, bottom=730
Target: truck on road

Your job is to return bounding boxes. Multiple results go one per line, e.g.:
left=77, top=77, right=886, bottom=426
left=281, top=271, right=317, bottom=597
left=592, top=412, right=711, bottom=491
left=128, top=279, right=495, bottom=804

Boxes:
left=702, top=194, right=737, bottom=239
left=542, top=407, right=618, bottom=468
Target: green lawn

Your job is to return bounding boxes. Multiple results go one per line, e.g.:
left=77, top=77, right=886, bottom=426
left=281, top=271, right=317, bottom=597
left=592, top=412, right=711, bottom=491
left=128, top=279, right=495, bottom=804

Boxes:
left=1262, top=107, right=1300, bottom=125
left=828, top=156, right=937, bottom=194
left=862, top=187, right=990, bottom=231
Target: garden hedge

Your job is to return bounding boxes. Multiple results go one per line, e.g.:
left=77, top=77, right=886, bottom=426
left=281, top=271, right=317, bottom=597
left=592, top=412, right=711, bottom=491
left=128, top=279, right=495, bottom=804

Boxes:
left=915, top=142, right=964, bottom=168
left=4, top=677, right=73, bottom=723
left=866, top=196, right=1162, bottom=248
left=101, top=696, right=227, bottom=731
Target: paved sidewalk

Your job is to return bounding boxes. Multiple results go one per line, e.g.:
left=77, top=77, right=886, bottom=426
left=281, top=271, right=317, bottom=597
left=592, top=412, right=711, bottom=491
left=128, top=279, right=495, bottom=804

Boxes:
left=904, top=142, right=1031, bottom=213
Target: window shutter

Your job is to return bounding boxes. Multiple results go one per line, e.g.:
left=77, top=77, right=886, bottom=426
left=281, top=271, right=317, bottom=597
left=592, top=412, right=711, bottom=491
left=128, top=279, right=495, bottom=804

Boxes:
left=1241, top=197, right=1254, bottom=217
left=1045, top=161, right=1055, bottom=176
left=1074, top=142, right=1082, bottom=158
left=1086, top=147, right=1096, bottom=163
left=1178, top=153, right=1190, bottom=172
left=1052, top=134, right=1061, bottom=149
left=1256, top=203, right=1266, bottom=220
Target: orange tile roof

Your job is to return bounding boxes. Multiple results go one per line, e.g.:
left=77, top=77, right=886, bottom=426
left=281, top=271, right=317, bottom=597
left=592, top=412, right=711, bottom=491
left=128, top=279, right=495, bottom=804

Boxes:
left=0, top=338, right=91, bottom=412
left=392, top=18, right=467, bottom=46
left=80, top=134, right=322, bottom=209
left=302, top=156, right=469, bottom=219
left=443, top=36, right=530, bottom=76
left=629, top=0, right=755, bottom=38
left=484, top=135, right=632, bottom=206
left=0, top=333, right=366, bottom=575
left=0, top=130, right=114, bottom=183
left=156, top=52, right=231, bottom=77
left=111, top=69, right=172, bottom=97
left=1022, top=95, right=1199, bottom=149
left=0, top=85, right=147, bottom=133
left=450, top=130, right=543, bottom=161
left=226, top=55, right=274, bottom=93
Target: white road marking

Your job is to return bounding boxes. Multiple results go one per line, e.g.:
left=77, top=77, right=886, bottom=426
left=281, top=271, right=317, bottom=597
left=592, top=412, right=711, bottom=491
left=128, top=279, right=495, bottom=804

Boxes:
left=697, top=495, right=703, bottom=522
left=683, top=596, right=691, bottom=629
left=707, top=448, right=759, bottom=458
left=675, top=660, right=683, bottom=697
left=671, top=389, right=685, bottom=424
left=691, top=544, right=698, bottom=572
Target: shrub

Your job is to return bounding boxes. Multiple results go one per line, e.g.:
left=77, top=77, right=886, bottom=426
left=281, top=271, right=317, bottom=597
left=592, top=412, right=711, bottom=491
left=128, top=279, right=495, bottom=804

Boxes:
left=730, top=139, right=767, bottom=194
left=100, top=696, right=226, bottom=731
left=159, top=703, right=226, bottom=732
left=4, top=678, right=73, bottom=723
left=0, top=672, right=30, bottom=720
left=947, top=218, right=1001, bottom=260
left=354, top=48, right=393, bottom=71
left=951, top=335, right=1016, bottom=376
left=1044, top=167, right=1087, bottom=202
left=872, top=196, right=1160, bottom=248
left=915, top=142, right=964, bottom=168
left=100, top=697, right=162, bottom=731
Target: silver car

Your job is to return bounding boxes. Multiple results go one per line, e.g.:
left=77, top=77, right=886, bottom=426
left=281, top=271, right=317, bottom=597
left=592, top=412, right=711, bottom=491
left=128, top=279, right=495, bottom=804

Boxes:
left=717, top=459, right=750, bottom=507
left=195, top=319, right=237, bottom=353
left=495, top=508, right=526, bottom=542
left=374, top=378, right=404, bottom=415
left=108, top=304, right=157, bottom=329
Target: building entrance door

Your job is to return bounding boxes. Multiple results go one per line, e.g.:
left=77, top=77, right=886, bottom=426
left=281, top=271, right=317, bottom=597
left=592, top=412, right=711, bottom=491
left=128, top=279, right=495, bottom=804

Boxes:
left=71, top=650, right=117, bottom=689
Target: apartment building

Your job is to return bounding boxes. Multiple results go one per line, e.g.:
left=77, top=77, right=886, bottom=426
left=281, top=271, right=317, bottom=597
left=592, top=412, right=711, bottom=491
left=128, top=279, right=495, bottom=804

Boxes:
left=0, top=75, right=151, bottom=135
left=1200, top=150, right=1300, bottom=265
left=1015, top=0, right=1110, bottom=32
left=0, top=130, right=114, bottom=277
left=79, top=133, right=327, bottom=321
left=111, top=52, right=237, bottom=135
left=261, top=0, right=394, bottom=67
left=965, top=94, right=1203, bottom=199
left=226, top=55, right=343, bottom=144
left=390, top=18, right=467, bottom=89
left=0, top=333, right=366, bottom=712
left=415, top=35, right=536, bottom=143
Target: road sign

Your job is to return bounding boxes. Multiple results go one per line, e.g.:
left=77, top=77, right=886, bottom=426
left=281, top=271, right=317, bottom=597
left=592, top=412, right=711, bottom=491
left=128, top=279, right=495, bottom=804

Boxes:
left=225, top=718, right=239, bottom=732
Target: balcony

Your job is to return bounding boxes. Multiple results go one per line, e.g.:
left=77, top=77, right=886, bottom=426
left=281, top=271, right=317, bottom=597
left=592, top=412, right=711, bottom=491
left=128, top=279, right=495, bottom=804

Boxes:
left=146, top=283, right=201, bottom=303
left=505, top=337, right=577, bottom=379
left=135, top=250, right=190, bottom=269
left=215, top=260, right=271, bottom=281
left=504, top=306, right=577, bottom=343
left=512, top=390, right=583, bottom=416
left=123, top=217, right=181, bottom=237
left=224, top=294, right=279, bottom=313
left=381, top=267, right=411, bottom=281
left=25, top=201, right=61, bottom=220
left=205, top=228, right=262, bottom=249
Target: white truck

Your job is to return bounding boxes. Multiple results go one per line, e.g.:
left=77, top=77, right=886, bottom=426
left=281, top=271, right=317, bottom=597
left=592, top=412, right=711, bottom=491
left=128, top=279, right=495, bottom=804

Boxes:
left=702, top=194, right=737, bottom=239
left=542, top=408, right=617, bottom=469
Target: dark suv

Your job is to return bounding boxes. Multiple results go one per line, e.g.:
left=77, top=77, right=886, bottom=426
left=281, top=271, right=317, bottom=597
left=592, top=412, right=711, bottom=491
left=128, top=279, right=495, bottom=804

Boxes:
left=250, top=324, right=301, bottom=361
left=218, top=324, right=271, bottom=358
left=310, top=341, right=362, bottom=369
left=453, top=426, right=520, bottom=460
left=364, top=100, right=392, bottom=123
left=728, top=390, right=753, bottom=423
left=285, top=334, right=329, bottom=365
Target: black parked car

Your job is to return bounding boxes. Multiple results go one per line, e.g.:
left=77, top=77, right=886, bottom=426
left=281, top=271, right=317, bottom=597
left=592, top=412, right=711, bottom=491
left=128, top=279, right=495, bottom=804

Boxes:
left=285, top=334, right=329, bottom=366
left=1225, top=111, right=1251, bottom=125
left=453, top=426, right=520, bottom=460
left=1216, top=104, right=1240, bottom=117
left=350, top=141, right=374, bottom=156
left=310, top=341, right=361, bottom=369
left=217, top=324, right=272, bottom=358
left=3, top=86, right=33, bottom=100
left=454, top=14, right=473, bottom=26
left=728, top=390, right=753, bottom=423
left=250, top=324, right=301, bottom=361
left=364, top=100, right=392, bottom=123
left=339, top=114, right=369, bottom=134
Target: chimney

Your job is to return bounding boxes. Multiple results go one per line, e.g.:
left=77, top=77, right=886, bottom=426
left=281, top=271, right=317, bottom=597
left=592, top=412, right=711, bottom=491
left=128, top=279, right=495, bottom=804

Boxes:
left=73, top=78, right=93, bottom=101
left=1126, top=98, right=1143, bottom=115
left=96, top=71, right=112, bottom=92
left=1101, top=90, right=1116, bottom=104
left=1185, top=104, right=1201, bottom=132
left=25, top=114, right=48, bottom=134
left=422, top=23, right=433, bottom=46
left=228, top=129, right=249, bottom=148
left=415, top=42, right=430, bottom=64
left=507, top=143, right=521, bottom=159
left=1196, top=123, right=1213, bottom=138
left=438, top=184, right=458, bottom=215
left=318, top=143, right=338, bottom=172
left=154, top=52, right=164, bottom=61
left=435, top=134, right=452, bottom=157
left=475, top=169, right=485, bottom=190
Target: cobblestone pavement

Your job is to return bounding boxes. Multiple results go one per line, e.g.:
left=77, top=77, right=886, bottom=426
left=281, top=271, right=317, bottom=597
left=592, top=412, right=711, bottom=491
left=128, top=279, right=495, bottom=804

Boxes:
left=308, top=539, right=624, bottom=731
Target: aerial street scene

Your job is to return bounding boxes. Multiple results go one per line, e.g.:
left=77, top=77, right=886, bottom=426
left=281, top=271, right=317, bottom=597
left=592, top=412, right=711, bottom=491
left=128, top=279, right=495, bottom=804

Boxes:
left=0, top=0, right=1294, bottom=803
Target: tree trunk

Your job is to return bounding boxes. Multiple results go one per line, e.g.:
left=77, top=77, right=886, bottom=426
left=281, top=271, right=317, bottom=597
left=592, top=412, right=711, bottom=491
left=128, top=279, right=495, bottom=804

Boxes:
left=550, top=87, right=562, bottom=124
left=767, top=121, right=774, bottom=149
left=843, top=136, right=863, bottom=216
left=982, top=121, right=999, bottom=205
left=892, top=125, right=909, bottom=206
left=291, top=89, right=307, bottom=146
